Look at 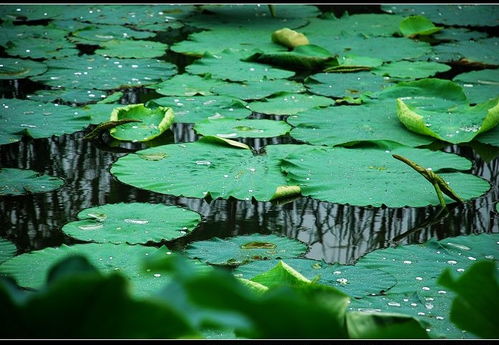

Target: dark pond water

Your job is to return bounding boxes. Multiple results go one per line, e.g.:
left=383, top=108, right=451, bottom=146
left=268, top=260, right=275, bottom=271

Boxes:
left=0, top=5, right=498, bottom=265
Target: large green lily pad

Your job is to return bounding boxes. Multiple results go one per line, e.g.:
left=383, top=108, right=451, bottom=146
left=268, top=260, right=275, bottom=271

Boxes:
left=184, top=234, right=307, bottom=266
left=281, top=146, right=490, bottom=207
left=148, top=74, right=226, bottom=97
left=382, top=5, right=499, bottom=27
left=0, top=243, right=181, bottom=296
left=453, top=69, right=499, bottom=104
left=68, top=24, right=156, bottom=45
left=351, top=233, right=499, bottom=338
left=31, top=55, right=176, bottom=90
left=0, top=5, right=65, bottom=21
left=0, top=58, right=47, bottom=80
left=0, top=168, right=64, bottom=196
left=476, top=126, right=499, bottom=147
left=248, top=93, right=334, bottom=115
left=433, top=28, right=488, bottom=42
left=61, top=203, right=201, bottom=244
left=212, top=79, right=306, bottom=100
left=288, top=102, right=434, bottom=147
left=110, top=138, right=305, bottom=201
left=0, top=239, right=16, bottom=264
left=151, top=96, right=251, bottom=124
left=305, top=72, right=390, bottom=99
left=26, top=88, right=107, bottom=104
left=109, top=104, right=174, bottom=142
left=95, top=39, right=168, bottom=59
left=5, top=37, right=79, bottom=60
left=0, top=24, right=67, bottom=47
left=234, top=258, right=396, bottom=298
left=373, top=61, right=451, bottom=79
left=186, top=49, right=295, bottom=82
left=194, top=119, right=291, bottom=138
left=431, top=38, right=499, bottom=66
left=0, top=98, right=91, bottom=145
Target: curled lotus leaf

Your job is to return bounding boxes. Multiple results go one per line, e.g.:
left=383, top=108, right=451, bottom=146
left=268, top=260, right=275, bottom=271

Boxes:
left=62, top=203, right=201, bottom=244
left=109, top=104, right=174, bottom=142
left=399, top=15, right=442, bottom=37
left=184, top=234, right=308, bottom=266
left=0, top=168, right=64, bottom=196
left=281, top=145, right=490, bottom=207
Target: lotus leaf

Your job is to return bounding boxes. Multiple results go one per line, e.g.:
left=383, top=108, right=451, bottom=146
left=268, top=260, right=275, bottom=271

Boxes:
left=476, top=126, right=499, bottom=147
left=186, top=49, right=295, bottom=82
left=30, top=55, right=176, bottom=90
left=399, top=15, right=442, bottom=37
left=68, top=24, right=156, bottom=45
left=109, top=104, right=174, bottom=142
left=453, top=69, right=499, bottom=104
left=433, top=28, right=488, bottom=42
left=0, top=168, right=64, bottom=196
left=199, top=4, right=319, bottom=22
left=62, top=203, right=201, bottom=244
left=212, top=79, right=305, bottom=101
left=431, top=38, right=499, bottom=66
left=305, top=71, right=389, bottom=99
left=151, top=96, right=251, bottom=124
left=5, top=37, right=79, bottom=59
left=351, top=233, right=499, bottom=338
left=194, top=119, right=291, bottom=138
left=382, top=4, right=499, bottom=27
left=302, top=14, right=405, bottom=39
left=184, top=234, right=307, bottom=266
left=51, top=19, right=93, bottom=32
left=0, top=24, right=67, bottom=47
left=95, top=39, right=168, bottom=59
left=287, top=103, right=434, bottom=147
left=78, top=103, right=118, bottom=125
left=171, top=29, right=287, bottom=57
left=346, top=312, right=429, bottom=339
left=0, top=5, right=64, bottom=21
left=0, top=57, right=47, bottom=80
left=248, top=93, right=334, bottom=115
left=0, top=98, right=91, bottom=145
left=373, top=61, right=451, bottom=79
left=324, top=55, right=384, bottom=73
left=0, top=239, right=16, bottom=264
left=0, top=243, right=183, bottom=296
left=26, top=88, right=107, bottom=104
left=281, top=146, right=490, bottom=207
left=438, top=260, right=499, bottom=339
left=98, top=91, right=123, bottom=104
left=148, top=74, right=226, bottom=97
left=110, top=138, right=306, bottom=201
left=234, top=258, right=396, bottom=298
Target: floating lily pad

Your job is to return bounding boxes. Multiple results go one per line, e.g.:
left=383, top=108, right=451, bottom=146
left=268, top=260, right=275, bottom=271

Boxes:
left=194, top=119, right=291, bottom=138
left=0, top=168, right=64, bottom=196
left=0, top=5, right=64, bottom=21
left=431, top=38, right=499, bottom=66
left=151, top=96, right=251, bottom=124
left=211, top=79, right=305, bottom=100
left=0, top=98, right=91, bottom=145
left=62, top=203, right=201, bottom=244
left=0, top=243, right=182, bottom=296
left=109, top=104, right=174, bottom=142
left=95, top=39, right=168, bottom=59
left=111, top=137, right=305, bottom=201
left=148, top=74, right=226, bottom=97
left=171, top=28, right=287, bottom=57
left=184, top=234, right=307, bottom=266
left=0, top=24, right=67, bottom=47
left=234, top=258, right=396, bottom=298
left=323, top=55, right=384, bottom=73
left=78, top=103, right=117, bottom=125
left=281, top=146, right=490, bottom=207
left=351, top=233, right=499, bottom=338
left=399, top=15, right=442, bottom=37
left=433, top=28, right=488, bottom=42
left=305, top=72, right=389, bottom=99
left=31, top=55, right=176, bottom=90
left=453, top=69, right=499, bottom=104
left=288, top=102, right=434, bottom=147
left=0, top=58, right=47, bottom=80
left=5, top=37, right=79, bottom=59
left=248, top=93, right=334, bottom=115
left=373, top=61, right=451, bottom=79
left=186, top=49, right=294, bottom=82
left=68, top=24, right=156, bottom=45
left=26, top=88, right=107, bottom=104
left=476, top=126, right=499, bottom=147
left=0, top=239, right=16, bottom=264
left=382, top=4, right=499, bottom=27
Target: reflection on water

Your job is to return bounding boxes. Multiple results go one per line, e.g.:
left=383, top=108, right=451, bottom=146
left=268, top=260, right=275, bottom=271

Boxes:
left=1, top=124, right=497, bottom=264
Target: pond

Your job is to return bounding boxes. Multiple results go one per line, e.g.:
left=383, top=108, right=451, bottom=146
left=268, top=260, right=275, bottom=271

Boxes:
left=0, top=4, right=498, bottom=340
